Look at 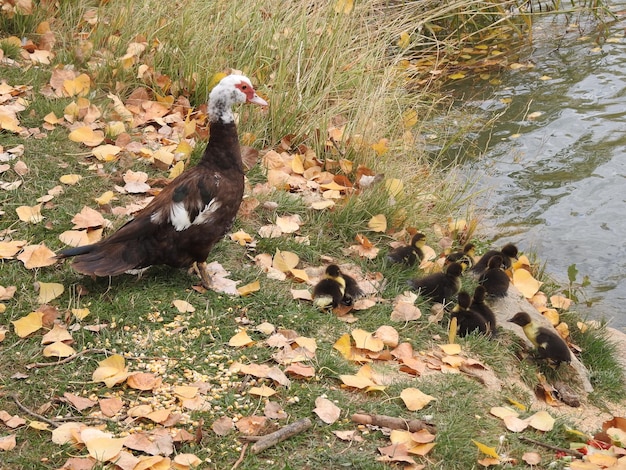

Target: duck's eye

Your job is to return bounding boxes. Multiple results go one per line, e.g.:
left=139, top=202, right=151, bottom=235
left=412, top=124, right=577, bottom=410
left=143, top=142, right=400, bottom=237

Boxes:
left=241, top=84, right=248, bottom=90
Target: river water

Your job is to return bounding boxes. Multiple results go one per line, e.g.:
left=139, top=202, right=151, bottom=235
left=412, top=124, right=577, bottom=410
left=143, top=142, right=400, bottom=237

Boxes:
left=451, top=4, right=626, bottom=327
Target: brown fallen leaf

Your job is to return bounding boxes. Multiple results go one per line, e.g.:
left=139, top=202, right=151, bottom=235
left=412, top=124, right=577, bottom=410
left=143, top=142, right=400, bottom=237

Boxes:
left=313, top=397, right=341, bottom=424
left=211, top=416, right=234, bottom=436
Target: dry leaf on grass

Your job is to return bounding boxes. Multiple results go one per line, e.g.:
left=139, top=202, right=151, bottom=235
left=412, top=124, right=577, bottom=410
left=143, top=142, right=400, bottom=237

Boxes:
left=313, top=397, right=341, bottom=424
left=400, top=388, right=436, bottom=411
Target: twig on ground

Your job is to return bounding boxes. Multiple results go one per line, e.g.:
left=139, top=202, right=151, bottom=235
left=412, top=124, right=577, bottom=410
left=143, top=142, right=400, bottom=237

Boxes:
left=231, top=442, right=249, bottom=470
left=518, top=436, right=584, bottom=458
left=26, top=348, right=113, bottom=369
left=351, top=413, right=436, bottom=433
left=9, top=394, right=59, bottom=428
left=237, top=418, right=312, bottom=454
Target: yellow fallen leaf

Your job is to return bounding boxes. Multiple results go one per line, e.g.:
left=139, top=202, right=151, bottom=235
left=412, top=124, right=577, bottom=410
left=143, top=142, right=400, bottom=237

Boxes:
left=41, top=324, right=72, bottom=344
left=512, top=269, right=543, bottom=298
left=507, top=398, right=527, bottom=411
left=472, top=439, right=500, bottom=459
left=276, top=215, right=301, bottom=233
left=439, top=343, right=461, bottom=355
left=550, top=295, right=572, bottom=310
left=92, top=144, right=121, bottom=162
left=228, top=330, right=255, bottom=347
left=16, top=204, right=43, bottom=223
left=172, top=299, right=195, bottom=313
left=526, top=410, right=555, bottom=432
left=12, top=311, right=44, bottom=338
left=272, top=249, right=299, bottom=272
left=92, top=354, right=130, bottom=388
left=237, top=280, right=260, bottom=296
left=384, top=178, right=404, bottom=198
left=17, top=243, right=57, bottom=269
left=397, top=31, right=410, bottom=49
left=63, top=74, right=91, bottom=97
left=37, top=282, right=64, bottom=303
left=0, top=240, right=27, bottom=258
left=68, top=126, right=104, bottom=147
left=403, top=109, right=418, bottom=129
left=333, top=333, right=353, bottom=360
left=29, top=421, right=51, bottom=431
left=169, top=160, right=186, bottom=179
left=59, top=174, right=83, bottom=185
left=449, top=72, right=466, bottom=80
left=69, top=308, right=89, bottom=322
left=339, top=374, right=377, bottom=389
left=173, top=454, right=202, bottom=467
left=43, top=341, right=77, bottom=358
left=85, top=437, right=125, bottom=462
left=289, top=268, right=309, bottom=282
left=249, top=385, right=276, bottom=397
left=367, top=214, right=387, bottom=233
left=448, top=316, right=457, bottom=344
left=334, top=0, right=354, bottom=14
left=94, top=190, right=116, bottom=205
left=230, top=230, right=253, bottom=246
left=351, top=329, right=384, bottom=352
left=542, top=308, right=560, bottom=326
left=489, top=406, right=519, bottom=419
left=400, top=388, right=436, bottom=411
left=371, top=138, right=389, bottom=156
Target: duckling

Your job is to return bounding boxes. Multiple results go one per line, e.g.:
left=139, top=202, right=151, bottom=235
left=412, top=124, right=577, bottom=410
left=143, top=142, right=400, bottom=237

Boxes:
left=341, top=269, right=364, bottom=306
left=471, top=243, right=518, bottom=275
left=408, top=262, right=463, bottom=304
left=470, top=285, right=497, bottom=336
left=445, top=243, right=476, bottom=271
left=312, top=264, right=363, bottom=309
left=386, top=232, right=426, bottom=266
left=451, top=291, right=489, bottom=337
left=508, top=311, right=571, bottom=366
left=312, top=265, right=345, bottom=309
left=478, top=255, right=510, bottom=298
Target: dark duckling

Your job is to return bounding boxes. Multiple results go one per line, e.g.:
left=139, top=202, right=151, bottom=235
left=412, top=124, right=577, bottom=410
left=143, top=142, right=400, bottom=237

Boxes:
left=452, top=291, right=490, bottom=337
left=470, top=285, right=497, bottom=336
left=478, top=255, right=510, bottom=298
left=509, top=311, right=571, bottom=367
left=408, top=262, right=463, bottom=304
left=386, top=232, right=426, bottom=266
left=471, top=243, right=518, bottom=275
left=445, top=243, right=476, bottom=271
left=342, top=269, right=364, bottom=306
left=312, top=264, right=363, bottom=309
left=313, top=265, right=346, bottom=309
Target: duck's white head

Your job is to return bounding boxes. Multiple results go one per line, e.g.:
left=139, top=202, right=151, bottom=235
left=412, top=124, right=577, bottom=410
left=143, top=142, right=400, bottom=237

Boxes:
left=208, top=74, right=267, bottom=123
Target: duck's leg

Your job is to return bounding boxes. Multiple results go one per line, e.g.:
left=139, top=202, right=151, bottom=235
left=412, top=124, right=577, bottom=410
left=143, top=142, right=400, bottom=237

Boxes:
left=190, top=261, right=213, bottom=289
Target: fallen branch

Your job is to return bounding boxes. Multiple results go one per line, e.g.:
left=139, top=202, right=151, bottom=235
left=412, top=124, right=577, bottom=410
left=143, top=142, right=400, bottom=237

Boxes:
left=26, top=348, right=113, bottom=369
left=351, top=413, right=435, bottom=433
left=518, top=436, right=584, bottom=458
left=230, top=442, right=249, bottom=470
left=9, top=394, right=59, bottom=428
left=242, top=418, right=312, bottom=454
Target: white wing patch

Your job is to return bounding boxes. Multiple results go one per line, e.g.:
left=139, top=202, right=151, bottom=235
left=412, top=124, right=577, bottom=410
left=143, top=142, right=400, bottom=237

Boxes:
left=163, top=199, right=222, bottom=231
left=193, top=199, right=222, bottom=226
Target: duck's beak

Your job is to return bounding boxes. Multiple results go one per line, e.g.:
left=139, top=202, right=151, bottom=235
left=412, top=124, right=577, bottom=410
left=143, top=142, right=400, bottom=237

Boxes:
left=249, top=93, right=268, bottom=106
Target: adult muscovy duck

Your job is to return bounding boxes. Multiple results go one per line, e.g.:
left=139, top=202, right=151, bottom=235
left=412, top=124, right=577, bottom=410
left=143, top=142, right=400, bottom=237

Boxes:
left=57, top=74, right=267, bottom=288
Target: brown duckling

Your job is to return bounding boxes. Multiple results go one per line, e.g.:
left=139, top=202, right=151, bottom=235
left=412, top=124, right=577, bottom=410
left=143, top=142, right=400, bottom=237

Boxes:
left=470, top=285, right=497, bottom=336
left=386, top=232, right=426, bottom=266
left=452, top=291, right=490, bottom=337
left=445, top=243, right=476, bottom=271
left=408, top=262, right=463, bottom=304
left=471, top=243, right=518, bottom=275
left=478, top=255, right=510, bottom=298
left=509, top=311, right=571, bottom=366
